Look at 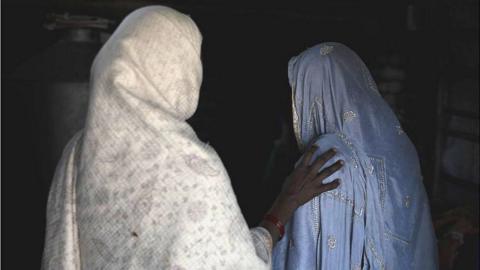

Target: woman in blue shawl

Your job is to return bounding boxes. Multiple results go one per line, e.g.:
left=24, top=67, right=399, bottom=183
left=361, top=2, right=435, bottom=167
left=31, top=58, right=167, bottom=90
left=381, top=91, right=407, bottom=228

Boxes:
left=273, top=43, right=438, bottom=269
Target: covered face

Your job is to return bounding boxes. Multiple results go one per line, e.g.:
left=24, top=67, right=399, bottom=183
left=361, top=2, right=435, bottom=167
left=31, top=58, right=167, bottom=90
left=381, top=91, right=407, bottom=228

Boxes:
left=89, top=6, right=203, bottom=122
left=288, top=42, right=383, bottom=151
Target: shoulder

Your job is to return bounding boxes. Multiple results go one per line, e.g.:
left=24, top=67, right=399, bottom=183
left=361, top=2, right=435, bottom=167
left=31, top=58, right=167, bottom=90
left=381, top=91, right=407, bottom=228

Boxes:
left=309, top=133, right=356, bottom=163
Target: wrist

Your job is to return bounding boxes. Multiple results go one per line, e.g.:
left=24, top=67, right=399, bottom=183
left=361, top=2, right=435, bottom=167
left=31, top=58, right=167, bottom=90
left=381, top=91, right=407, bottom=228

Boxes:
left=269, top=195, right=297, bottom=225
left=260, top=219, right=281, bottom=244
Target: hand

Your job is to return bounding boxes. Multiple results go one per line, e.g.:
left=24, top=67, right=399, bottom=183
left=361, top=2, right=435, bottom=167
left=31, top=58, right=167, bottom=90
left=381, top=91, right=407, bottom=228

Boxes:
left=260, top=144, right=343, bottom=245
left=279, top=145, right=343, bottom=211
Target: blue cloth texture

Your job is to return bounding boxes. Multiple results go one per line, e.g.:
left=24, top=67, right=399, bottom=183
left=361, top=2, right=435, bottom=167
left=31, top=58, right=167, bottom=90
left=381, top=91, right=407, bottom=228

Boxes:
left=273, top=43, right=438, bottom=270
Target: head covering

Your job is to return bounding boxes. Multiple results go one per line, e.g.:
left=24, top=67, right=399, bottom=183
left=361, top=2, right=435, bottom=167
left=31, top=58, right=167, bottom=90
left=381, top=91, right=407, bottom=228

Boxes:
left=289, top=42, right=385, bottom=151
left=42, top=6, right=270, bottom=269
left=273, top=42, right=437, bottom=269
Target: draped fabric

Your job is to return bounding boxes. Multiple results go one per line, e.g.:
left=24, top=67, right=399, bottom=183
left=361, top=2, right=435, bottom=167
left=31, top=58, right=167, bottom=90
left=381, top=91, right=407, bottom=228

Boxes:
left=273, top=43, right=438, bottom=269
left=42, top=6, right=271, bottom=269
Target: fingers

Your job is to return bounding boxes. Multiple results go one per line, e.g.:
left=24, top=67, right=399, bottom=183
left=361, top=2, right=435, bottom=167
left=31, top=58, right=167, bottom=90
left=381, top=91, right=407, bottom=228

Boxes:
left=301, top=144, right=319, bottom=167
left=315, top=160, right=344, bottom=181
left=307, top=148, right=337, bottom=179
left=312, top=179, right=340, bottom=197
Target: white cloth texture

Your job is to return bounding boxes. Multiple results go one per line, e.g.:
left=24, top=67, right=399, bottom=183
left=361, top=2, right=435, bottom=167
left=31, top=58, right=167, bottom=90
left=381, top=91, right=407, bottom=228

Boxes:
left=42, top=6, right=271, bottom=270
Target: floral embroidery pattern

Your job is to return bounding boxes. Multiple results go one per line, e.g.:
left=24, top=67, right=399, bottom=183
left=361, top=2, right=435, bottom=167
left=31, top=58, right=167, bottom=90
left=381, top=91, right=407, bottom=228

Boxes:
left=187, top=200, right=208, bottom=222
left=183, top=154, right=220, bottom=176
left=337, top=132, right=360, bottom=169
left=343, top=111, right=357, bottom=123
left=328, top=235, right=337, bottom=249
left=323, top=190, right=364, bottom=217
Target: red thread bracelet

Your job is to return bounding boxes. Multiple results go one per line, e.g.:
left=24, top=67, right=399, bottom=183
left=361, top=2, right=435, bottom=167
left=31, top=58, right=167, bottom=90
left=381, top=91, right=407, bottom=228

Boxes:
left=264, top=214, right=285, bottom=239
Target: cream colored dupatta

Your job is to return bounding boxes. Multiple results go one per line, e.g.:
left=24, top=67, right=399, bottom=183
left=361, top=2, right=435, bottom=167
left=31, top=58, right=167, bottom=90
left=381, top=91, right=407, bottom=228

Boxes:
left=42, top=6, right=271, bottom=270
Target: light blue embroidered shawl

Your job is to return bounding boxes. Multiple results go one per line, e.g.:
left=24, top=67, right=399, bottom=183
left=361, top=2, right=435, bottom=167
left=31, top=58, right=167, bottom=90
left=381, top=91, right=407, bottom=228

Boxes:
left=272, top=43, right=438, bottom=270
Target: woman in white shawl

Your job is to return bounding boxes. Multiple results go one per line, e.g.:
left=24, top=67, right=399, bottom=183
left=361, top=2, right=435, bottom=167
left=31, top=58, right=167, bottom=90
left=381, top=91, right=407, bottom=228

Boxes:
left=42, top=6, right=344, bottom=269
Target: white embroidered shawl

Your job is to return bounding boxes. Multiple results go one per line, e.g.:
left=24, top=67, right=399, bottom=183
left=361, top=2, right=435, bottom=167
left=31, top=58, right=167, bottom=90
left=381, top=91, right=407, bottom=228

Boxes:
left=42, top=6, right=271, bottom=270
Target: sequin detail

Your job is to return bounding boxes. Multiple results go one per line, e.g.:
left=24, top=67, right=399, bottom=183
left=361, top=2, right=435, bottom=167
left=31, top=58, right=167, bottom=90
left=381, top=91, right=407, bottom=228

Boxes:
left=396, top=125, right=405, bottom=135
left=369, top=156, right=387, bottom=209
left=384, top=230, right=410, bottom=245
left=343, top=111, right=357, bottom=122
left=368, top=164, right=375, bottom=175
left=311, top=196, right=320, bottom=238
left=320, top=45, right=334, bottom=55
left=305, top=97, right=322, bottom=148
left=328, top=235, right=337, bottom=249
left=404, top=195, right=411, bottom=208
left=336, top=132, right=360, bottom=169
left=359, top=60, right=380, bottom=94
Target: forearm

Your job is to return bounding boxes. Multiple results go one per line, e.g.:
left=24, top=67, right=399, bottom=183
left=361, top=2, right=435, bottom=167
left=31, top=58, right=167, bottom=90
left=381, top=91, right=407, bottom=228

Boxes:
left=259, top=195, right=296, bottom=247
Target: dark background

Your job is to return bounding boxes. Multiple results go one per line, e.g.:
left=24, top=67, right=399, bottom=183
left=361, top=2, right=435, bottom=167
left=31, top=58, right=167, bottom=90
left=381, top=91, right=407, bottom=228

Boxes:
left=2, top=0, right=478, bottom=269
